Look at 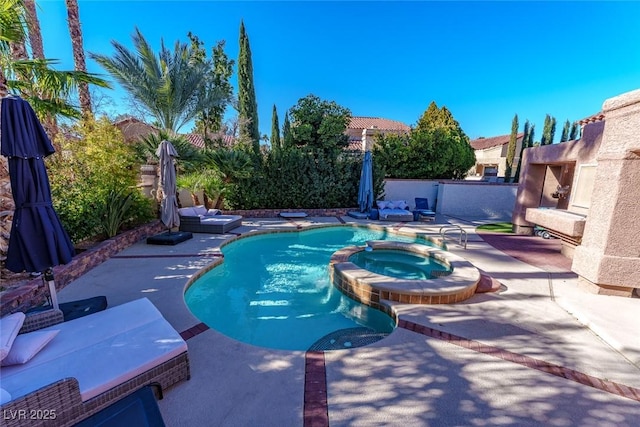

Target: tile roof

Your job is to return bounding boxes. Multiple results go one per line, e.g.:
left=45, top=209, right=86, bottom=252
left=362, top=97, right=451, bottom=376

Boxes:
left=469, top=133, right=524, bottom=150
left=185, top=133, right=236, bottom=148
left=113, top=117, right=158, bottom=144
left=577, top=112, right=605, bottom=125
left=348, top=117, right=411, bottom=132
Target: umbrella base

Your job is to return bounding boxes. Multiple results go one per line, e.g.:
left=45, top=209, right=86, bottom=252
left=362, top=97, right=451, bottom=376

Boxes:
left=146, top=231, right=193, bottom=245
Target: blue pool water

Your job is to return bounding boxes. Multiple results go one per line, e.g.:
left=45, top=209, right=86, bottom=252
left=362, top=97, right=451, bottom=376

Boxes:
left=349, top=249, right=452, bottom=280
left=184, top=226, right=433, bottom=351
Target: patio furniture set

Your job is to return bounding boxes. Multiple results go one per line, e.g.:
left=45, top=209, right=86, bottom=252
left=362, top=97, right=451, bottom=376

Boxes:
left=349, top=197, right=436, bottom=222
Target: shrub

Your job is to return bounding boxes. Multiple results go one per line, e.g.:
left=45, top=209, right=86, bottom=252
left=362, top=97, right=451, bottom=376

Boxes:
left=48, top=117, right=155, bottom=243
left=227, top=148, right=381, bottom=209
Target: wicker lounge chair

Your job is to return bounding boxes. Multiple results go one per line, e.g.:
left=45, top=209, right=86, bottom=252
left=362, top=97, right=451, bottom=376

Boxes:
left=177, top=206, right=242, bottom=234
left=0, top=298, right=190, bottom=427
left=179, top=214, right=242, bottom=234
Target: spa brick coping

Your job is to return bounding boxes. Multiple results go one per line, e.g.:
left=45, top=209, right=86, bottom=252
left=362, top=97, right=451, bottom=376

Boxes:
left=330, top=241, right=480, bottom=307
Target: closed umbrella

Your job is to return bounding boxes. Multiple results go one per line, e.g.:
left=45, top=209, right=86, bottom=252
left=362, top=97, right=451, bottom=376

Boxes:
left=357, top=151, right=373, bottom=213
left=155, top=140, right=179, bottom=231
left=1, top=96, right=75, bottom=310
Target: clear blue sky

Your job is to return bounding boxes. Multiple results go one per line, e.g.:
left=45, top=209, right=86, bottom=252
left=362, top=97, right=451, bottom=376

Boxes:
left=37, top=1, right=640, bottom=140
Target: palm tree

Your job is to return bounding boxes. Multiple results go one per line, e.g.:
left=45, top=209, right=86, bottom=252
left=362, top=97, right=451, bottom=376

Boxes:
left=134, top=129, right=202, bottom=172
left=0, top=0, right=109, bottom=118
left=90, top=28, right=226, bottom=133
left=23, top=0, right=43, bottom=59
left=65, top=0, right=92, bottom=117
left=203, top=148, right=254, bottom=209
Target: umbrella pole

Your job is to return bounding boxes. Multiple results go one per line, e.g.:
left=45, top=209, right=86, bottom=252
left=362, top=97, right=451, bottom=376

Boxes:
left=43, top=268, right=59, bottom=310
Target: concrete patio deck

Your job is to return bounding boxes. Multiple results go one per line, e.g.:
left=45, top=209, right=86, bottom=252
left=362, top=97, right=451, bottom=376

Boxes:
left=57, top=215, right=640, bottom=426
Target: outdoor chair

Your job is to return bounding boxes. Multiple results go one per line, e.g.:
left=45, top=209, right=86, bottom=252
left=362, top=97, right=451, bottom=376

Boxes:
left=178, top=206, right=242, bottom=234
left=414, top=198, right=436, bottom=221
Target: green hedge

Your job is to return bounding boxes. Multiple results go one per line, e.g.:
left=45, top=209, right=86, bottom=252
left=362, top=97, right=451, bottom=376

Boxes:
left=227, top=148, right=384, bottom=209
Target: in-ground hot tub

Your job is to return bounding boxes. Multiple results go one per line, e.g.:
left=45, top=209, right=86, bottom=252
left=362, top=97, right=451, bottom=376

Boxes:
left=330, top=241, right=480, bottom=305
left=348, top=248, right=452, bottom=280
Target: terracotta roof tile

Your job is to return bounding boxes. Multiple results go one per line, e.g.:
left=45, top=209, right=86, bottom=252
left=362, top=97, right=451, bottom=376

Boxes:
left=348, top=117, right=410, bottom=132
left=577, top=112, right=605, bottom=125
left=185, top=133, right=236, bottom=148
left=469, top=133, right=524, bottom=150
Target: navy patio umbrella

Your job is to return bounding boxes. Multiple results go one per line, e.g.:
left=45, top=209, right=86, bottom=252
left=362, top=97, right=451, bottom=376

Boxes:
left=357, top=151, right=374, bottom=213
left=1, top=96, right=75, bottom=310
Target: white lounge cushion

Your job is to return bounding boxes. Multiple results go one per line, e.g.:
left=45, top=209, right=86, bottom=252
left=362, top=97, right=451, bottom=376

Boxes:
left=0, top=388, right=11, bottom=405
left=376, top=200, right=389, bottom=210
left=0, top=298, right=187, bottom=402
left=1, top=330, right=59, bottom=366
left=379, top=208, right=413, bottom=219
left=200, top=215, right=241, bottom=224
left=178, top=207, right=198, bottom=216
left=0, top=312, right=25, bottom=361
left=193, top=205, right=208, bottom=216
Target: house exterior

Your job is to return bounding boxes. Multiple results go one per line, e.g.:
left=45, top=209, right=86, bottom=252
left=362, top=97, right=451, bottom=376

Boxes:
left=346, top=117, right=411, bottom=151
left=115, top=115, right=409, bottom=152
left=468, top=133, right=524, bottom=181
left=114, top=116, right=236, bottom=149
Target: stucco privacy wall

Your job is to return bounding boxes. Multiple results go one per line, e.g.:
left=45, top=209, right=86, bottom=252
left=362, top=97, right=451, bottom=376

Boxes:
left=382, top=179, right=439, bottom=209
left=436, top=182, right=517, bottom=219
left=572, top=88, right=640, bottom=294
left=383, top=179, right=517, bottom=219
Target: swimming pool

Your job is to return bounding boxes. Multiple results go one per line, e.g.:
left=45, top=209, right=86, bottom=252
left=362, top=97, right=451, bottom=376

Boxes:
left=184, top=226, right=435, bottom=351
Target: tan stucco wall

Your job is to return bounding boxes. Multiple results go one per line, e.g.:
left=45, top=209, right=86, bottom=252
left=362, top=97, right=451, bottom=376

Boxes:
left=511, top=122, right=604, bottom=231
left=572, top=89, right=640, bottom=293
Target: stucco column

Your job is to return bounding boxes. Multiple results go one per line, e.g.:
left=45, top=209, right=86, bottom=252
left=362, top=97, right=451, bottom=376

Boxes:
left=571, top=89, right=640, bottom=296
left=362, top=128, right=378, bottom=152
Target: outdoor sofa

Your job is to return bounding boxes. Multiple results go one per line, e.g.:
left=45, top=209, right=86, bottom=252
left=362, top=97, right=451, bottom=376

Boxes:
left=178, top=205, right=242, bottom=234
left=374, top=200, right=414, bottom=222
left=0, top=298, right=189, bottom=427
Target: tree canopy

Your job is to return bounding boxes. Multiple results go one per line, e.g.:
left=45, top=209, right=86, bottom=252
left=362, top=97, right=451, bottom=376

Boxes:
left=288, top=94, right=351, bottom=153
left=374, top=101, right=475, bottom=179
left=90, top=27, right=225, bottom=133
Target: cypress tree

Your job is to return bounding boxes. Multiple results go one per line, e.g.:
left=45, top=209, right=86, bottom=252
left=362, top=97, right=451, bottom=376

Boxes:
left=569, top=122, right=580, bottom=140
left=282, top=111, right=293, bottom=148
left=238, top=20, right=260, bottom=154
left=540, top=114, right=557, bottom=146
left=271, top=104, right=281, bottom=150
left=560, top=119, right=570, bottom=142
left=504, top=114, right=518, bottom=182
left=513, top=120, right=529, bottom=184
left=541, top=115, right=551, bottom=146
